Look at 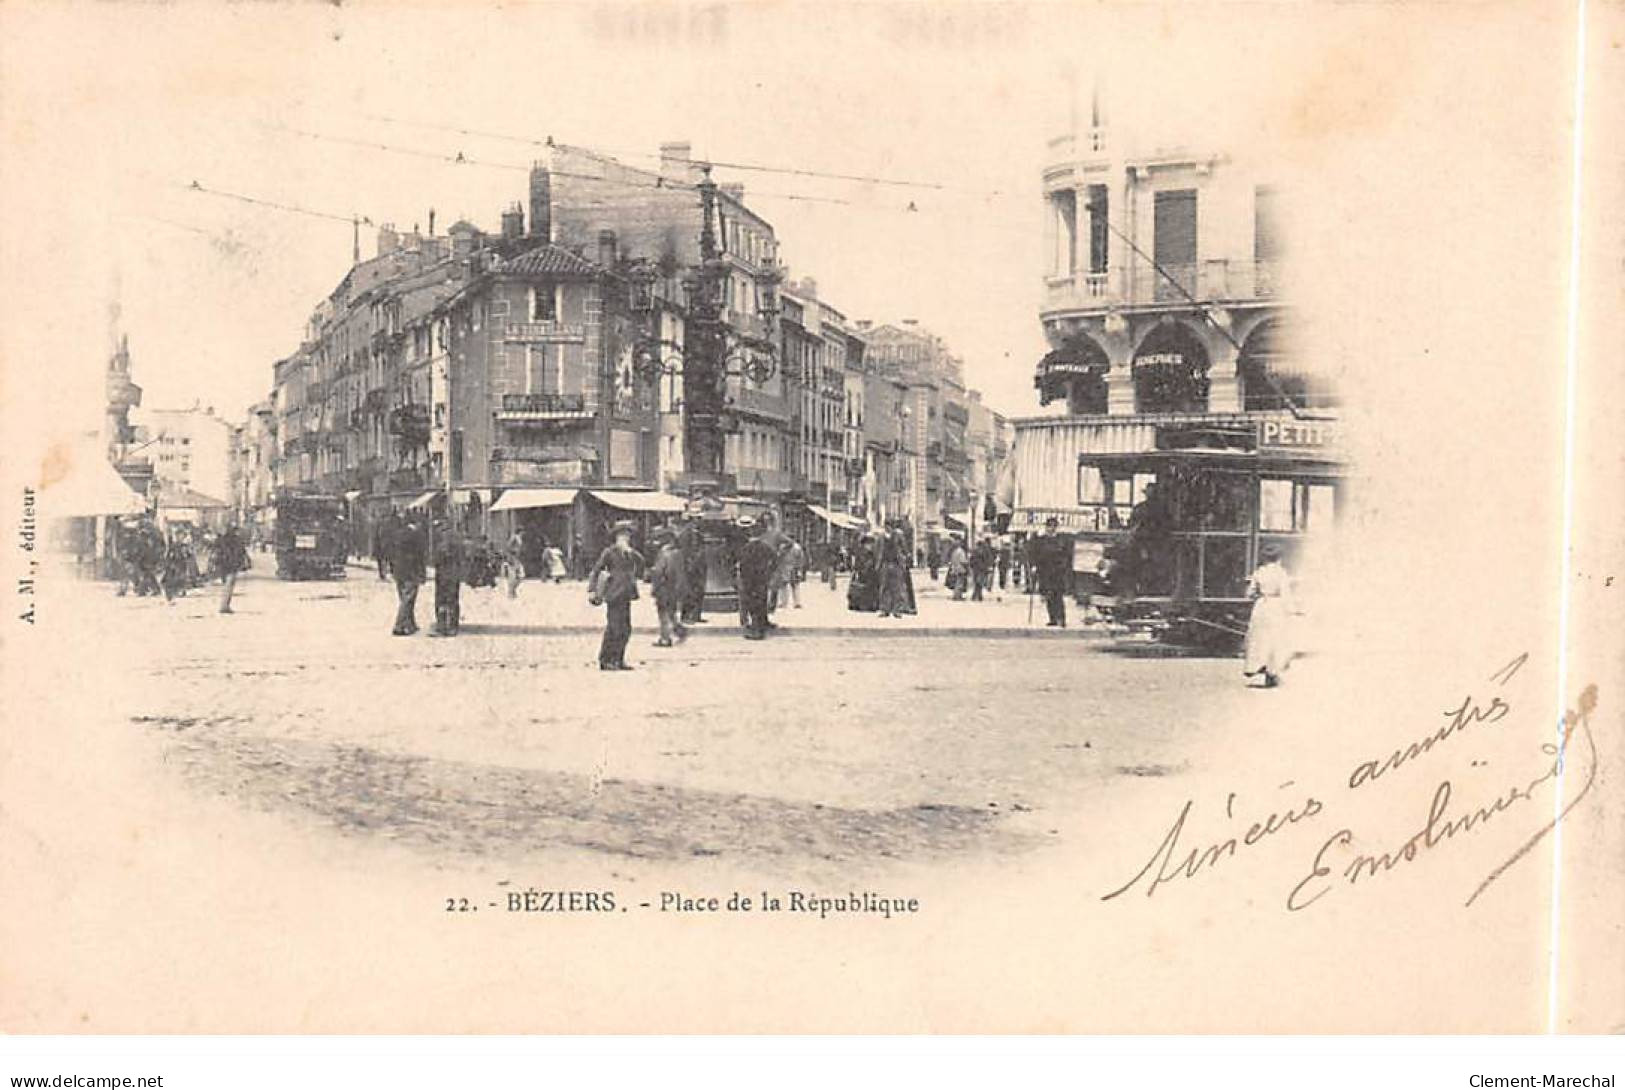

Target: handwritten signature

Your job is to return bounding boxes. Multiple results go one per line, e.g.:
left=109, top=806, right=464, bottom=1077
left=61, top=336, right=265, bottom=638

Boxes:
left=1100, top=652, right=1601, bottom=912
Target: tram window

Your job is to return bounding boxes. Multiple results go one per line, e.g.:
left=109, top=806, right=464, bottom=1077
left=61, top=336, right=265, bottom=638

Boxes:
left=1306, top=484, right=1337, bottom=533
left=1261, top=479, right=1336, bottom=533
left=1260, top=478, right=1295, bottom=531
left=1103, top=473, right=1136, bottom=527
left=1205, top=474, right=1252, bottom=531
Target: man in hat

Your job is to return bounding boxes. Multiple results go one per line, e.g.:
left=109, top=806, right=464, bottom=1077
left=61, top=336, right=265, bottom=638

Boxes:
left=735, top=516, right=776, bottom=640
left=649, top=526, right=689, bottom=648
left=587, top=520, right=644, bottom=670
left=1031, top=516, right=1072, bottom=627
left=390, top=514, right=428, bottom=636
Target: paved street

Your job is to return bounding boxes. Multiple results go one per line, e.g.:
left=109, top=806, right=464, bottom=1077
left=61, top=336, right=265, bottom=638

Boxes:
left=28, top=562, right=1253, bottom=884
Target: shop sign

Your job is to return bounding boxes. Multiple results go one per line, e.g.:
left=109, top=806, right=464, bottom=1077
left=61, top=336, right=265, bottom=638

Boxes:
left=505, top=322, right=586, bottom=344
left=1134, top=352, right=1185, bottom=369
left=1258, top=418, right=1340, bottom=453
left=1012, top=507, right=1118, bottom=532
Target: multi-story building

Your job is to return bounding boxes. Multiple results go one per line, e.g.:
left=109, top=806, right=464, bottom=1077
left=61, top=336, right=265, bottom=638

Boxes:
left=841, top=327, right=868, bottom=519
left=228, top=400, right=277, bottom=527
left=1011, top=113, right=1341, bottom=602
left=860, top=320, right=976, bottom=532
left=1032, top=121, right=1323, bottom=415
left=133, top=403, right=234, bottom=506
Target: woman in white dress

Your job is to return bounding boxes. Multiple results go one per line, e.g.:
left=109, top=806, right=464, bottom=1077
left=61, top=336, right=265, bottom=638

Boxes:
left=1243, top=545, right=1294, bottom=687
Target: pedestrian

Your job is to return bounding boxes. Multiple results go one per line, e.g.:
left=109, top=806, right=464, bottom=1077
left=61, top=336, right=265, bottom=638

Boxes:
left=971, top=536, right=995, bottom=602
left=543, top=541, right=567, bottom=584
left=678, top=522, right=708, bottom=623
left=503, top=526, right=526, bottom=599
left=375, top=513, right=398, bottom=578
left=846, top=534, right=878, bottom=612
left=736, top=517, right=777, bottom=640
left=211, top=522, right=250, bottom=614
left=777, top=537, right=805, bottom=610
left=430, top=520, right=465, bottom=637
left=650, top=528, right=689, bottom=647
left=1032, top=516, right=1072, bottom=627
left=1243, top=545, right=1296, bottom=688
left=587, top=520, right=644, bottom=670
left=877, top=530, right=912, bottom=618
left=997, top=541, right=1011, bottom=592
left=159, top=533, right=190, bottom=604
left=946, top=536, right=969, bottom=601
left=927, top=539, right=941, bottom=583
left=390, top=515, right=427, bottom=636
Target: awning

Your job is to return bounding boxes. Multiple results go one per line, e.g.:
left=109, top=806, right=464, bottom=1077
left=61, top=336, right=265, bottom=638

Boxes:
left=807, top=504, right=865, bottom=531
left=588, top=489, right=687, bottom=513
left=491, top=487, right=579, bottom=512
left=450, top=488, right=493, bottom=505
left=344, top=490, right=364, bottom=501
left=39, top=452, right=146, bottom=518
left=406, top=491, right=439, bottom=511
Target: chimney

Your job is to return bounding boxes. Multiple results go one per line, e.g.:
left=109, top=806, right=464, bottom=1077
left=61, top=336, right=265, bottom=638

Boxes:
left=500, top=202, right=524, bottom=241
left=659, top=141, right=692, bottom=180
left=597, top=229, right=618, bottom=270
left=528, top=164, right=551, bottom=242
left=428, top=208, right=436, bottom=236
left=376, top=223, right=399, bottom=257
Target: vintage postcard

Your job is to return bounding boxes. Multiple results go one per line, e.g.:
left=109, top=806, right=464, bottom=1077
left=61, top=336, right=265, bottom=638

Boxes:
left=1, top=0, right=1620, bottom=1037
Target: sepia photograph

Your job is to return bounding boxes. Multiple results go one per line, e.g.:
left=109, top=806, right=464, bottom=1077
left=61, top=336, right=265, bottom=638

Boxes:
left=1, top=0, right=1620, bottom=1064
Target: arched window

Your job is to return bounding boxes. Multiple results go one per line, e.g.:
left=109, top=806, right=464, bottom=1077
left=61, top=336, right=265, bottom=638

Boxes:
left=1239, top=322, right=1337, bottom=411
left=1133, top=323, right=1210, bottom=414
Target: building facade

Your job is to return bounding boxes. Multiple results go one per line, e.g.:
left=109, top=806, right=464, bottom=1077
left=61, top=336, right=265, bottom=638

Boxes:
left=133, top=404, right=234, bottom=506
left=1012, top=117, right=1339, bottom=552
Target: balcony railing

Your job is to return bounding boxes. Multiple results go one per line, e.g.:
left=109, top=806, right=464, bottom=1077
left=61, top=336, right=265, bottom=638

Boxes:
left=498, top=392, right=590, bottom=415
left=1042, top=259, right=1281, bottom=314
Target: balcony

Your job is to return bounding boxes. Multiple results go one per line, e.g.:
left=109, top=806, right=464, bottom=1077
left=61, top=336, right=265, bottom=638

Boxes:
left=726, top=386, right=788, bottom=423
left=1041, top=259, right=1281, bottom=318
left=496, top=392, right=593, bottom=423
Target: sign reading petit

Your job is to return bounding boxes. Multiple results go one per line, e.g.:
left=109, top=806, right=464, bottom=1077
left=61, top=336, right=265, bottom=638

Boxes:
left=1258, top=418, right=1340, bottom=452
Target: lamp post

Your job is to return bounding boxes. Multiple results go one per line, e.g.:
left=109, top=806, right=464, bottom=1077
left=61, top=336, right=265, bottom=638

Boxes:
left=630, top=165, right=782, bottom=495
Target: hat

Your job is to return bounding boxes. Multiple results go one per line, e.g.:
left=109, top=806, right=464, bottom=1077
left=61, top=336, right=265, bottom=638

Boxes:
left=650, top=527, right=675, bottom=545
left=611, top=519, right=636, bottom=535
left=735, top=515, right=756, bottom=530
left=1044, top=516, right=1060, bottom=528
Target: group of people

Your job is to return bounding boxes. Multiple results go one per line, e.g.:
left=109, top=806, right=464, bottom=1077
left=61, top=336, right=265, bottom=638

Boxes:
left=844, top=528, right=916, bottom=617
left=112, top=515, right=250, bottom=613
left=584, top=511, right=808, bottom=669
left=939, top=534, right=1015, bottom=603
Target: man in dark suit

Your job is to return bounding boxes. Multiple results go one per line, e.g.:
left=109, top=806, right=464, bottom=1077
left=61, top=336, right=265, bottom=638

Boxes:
left=735, top=517, right=777, bottom=640
left=1031, top=516, right=1073, bottom=628
left=389, top=515, right=428, bottom=636
left=587, top=520, right=644, bottom=670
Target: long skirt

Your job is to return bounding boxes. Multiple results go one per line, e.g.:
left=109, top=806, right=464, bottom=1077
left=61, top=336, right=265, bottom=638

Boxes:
left=1244, top=597, right=1292, bottom=677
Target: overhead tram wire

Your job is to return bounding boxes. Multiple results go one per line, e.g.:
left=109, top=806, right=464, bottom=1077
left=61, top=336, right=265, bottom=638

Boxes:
left=181, top=178, right=372, bottom=227
left=261, top=122, right=859, bottom=207
left=356, top=110, right=976, bottom=195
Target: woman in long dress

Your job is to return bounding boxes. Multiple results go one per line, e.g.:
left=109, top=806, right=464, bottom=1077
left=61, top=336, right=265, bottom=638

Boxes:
left=1243, top=545, right=1294, bottom=687
left=876, top=532, right=911, bottom=618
